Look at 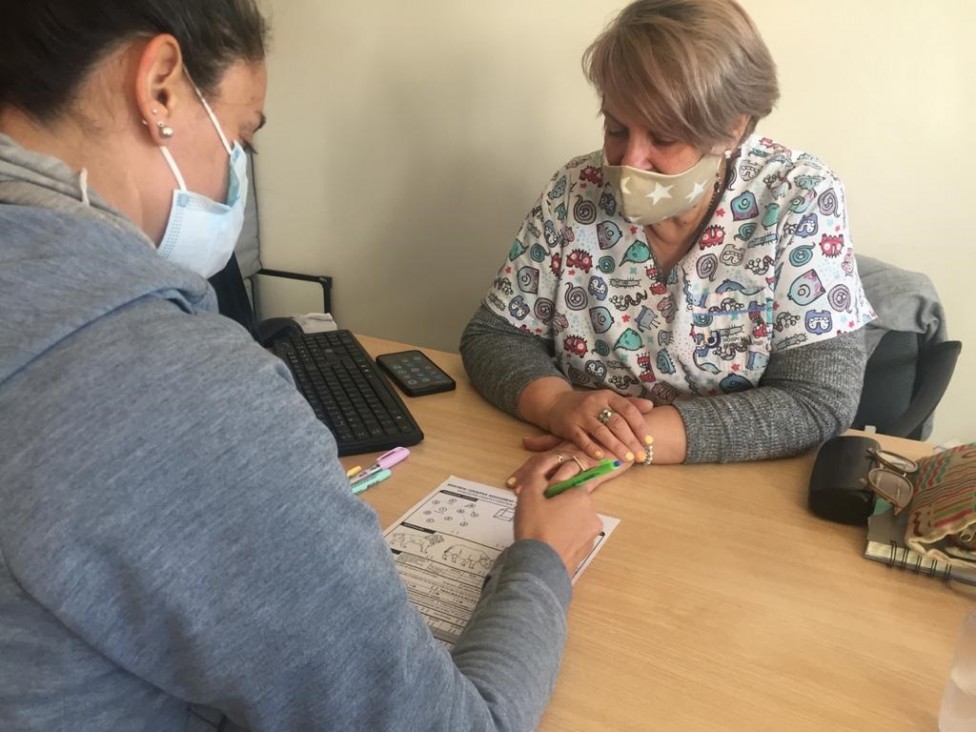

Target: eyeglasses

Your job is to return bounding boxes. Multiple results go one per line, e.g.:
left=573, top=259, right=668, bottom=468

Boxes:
left=862, top=448, right=919, bottom=512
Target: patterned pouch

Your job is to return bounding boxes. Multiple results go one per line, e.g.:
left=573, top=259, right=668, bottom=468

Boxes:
left=905, top=444, right=976, bottom=567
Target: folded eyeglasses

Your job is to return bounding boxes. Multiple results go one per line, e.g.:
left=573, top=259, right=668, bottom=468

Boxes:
left=861, top=448, right=919, bottom=512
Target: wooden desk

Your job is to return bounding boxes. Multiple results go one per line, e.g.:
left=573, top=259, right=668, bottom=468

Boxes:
left=351, top=336, right=972, bottom=731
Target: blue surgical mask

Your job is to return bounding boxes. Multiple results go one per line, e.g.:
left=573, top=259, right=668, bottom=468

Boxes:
left=156, top=85, right=248, bottom=278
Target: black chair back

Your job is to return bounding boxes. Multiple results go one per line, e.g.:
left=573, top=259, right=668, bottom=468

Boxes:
left=209, top=254, right=257, bottom=336
left=852, top=334, right=962, bottom=439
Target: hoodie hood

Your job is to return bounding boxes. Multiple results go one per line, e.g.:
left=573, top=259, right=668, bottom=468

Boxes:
left=0, top=133, right=151, bottom=244
left=0, top=133, right=215, bottom=386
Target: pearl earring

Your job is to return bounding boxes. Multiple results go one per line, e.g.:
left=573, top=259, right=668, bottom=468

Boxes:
left=156, top=121, right=175, bottom=139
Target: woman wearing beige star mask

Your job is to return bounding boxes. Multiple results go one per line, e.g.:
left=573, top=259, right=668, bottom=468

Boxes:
left=461, top=0, right=876, bottom=488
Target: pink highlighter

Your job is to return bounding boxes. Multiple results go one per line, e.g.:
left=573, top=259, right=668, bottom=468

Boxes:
left=349, top=446, right=410, bottom=484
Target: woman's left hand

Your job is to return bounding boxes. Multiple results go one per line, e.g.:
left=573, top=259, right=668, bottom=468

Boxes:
left=506, top=438, right=633, bottom=494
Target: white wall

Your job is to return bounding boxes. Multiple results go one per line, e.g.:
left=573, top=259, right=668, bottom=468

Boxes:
left=257, top=0, right=974, bottom=443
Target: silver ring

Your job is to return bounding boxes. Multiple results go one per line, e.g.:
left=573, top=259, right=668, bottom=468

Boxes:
left=554, top=452, right=566, bottom=464
left=570, top=455, right=586, bottom=472
left=597, top=408, right=614, bottom=425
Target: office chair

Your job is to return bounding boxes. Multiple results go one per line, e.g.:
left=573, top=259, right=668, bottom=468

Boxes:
left=208, top=152, right=332, bottom=347
left=209, top=254, right=332, bottom=347
left=852, top=254, right=961, bottom=440
left=851, top=331, right=962, bottom=440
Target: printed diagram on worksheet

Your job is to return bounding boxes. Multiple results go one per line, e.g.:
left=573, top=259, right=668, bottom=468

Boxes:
left=384, top=475, right=619, bottom=647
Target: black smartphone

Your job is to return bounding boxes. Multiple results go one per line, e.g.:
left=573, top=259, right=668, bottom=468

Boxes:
left=376, top=350, right=456, bottom=397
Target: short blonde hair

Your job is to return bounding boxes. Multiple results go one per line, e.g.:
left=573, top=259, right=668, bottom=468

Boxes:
left=583, top=0, right=778, bottom=150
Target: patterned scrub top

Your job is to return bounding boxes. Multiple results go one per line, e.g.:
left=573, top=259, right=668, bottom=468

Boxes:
left=483, top=134, right=876, bottom=405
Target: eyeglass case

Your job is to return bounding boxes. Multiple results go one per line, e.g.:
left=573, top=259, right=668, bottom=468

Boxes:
left=808, top=435, right=881, bottom=525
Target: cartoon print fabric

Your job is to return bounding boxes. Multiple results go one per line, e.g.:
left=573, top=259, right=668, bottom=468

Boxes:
left=483, top=134, right=876, bottom=404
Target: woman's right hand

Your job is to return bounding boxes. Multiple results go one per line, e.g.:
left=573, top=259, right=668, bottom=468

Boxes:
left=513, top=473, right=604, bottom=577
left=542, top=390, right=655, bottom=463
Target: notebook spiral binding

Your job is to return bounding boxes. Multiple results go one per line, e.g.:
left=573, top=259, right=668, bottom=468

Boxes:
left=886, top=539, right=953, bottom=580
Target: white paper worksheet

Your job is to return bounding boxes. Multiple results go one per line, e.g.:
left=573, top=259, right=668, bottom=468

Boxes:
left=384, top=475, right=620, bottom=647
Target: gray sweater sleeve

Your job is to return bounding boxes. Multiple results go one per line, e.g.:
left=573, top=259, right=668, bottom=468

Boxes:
left=460, top=305, right=564, bottom=416
left=4, top=302, right=571, bottom=732
left=459, top=304, right=866, bottom=463
left=671, top=330, right=866, bottom=462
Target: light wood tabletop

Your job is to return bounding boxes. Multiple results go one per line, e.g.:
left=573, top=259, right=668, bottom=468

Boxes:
left=351, top=335, right=973, bottom=732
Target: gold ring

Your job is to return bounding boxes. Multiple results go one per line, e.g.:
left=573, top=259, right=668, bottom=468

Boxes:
left=570, top=455, right=586, bottom=472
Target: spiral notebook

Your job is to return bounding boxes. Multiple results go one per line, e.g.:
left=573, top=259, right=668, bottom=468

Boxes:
left=864, top=502, right=976, bottom=586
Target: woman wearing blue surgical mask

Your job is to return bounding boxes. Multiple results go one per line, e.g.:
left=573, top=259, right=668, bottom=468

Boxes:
left=155, top=80, right=251, bottom=278
left=0, top=2, right=601, bottom=730
left=461, top=0, right=876, bottom=484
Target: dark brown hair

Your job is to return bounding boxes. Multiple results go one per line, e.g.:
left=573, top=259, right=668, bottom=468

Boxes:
left=0, top=0, right=269, bottom=122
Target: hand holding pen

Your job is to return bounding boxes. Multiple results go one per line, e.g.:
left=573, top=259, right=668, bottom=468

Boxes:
left=543, top=459, right=621, bottom=498
left=513, top=471, right=603, bottom=577
left=507, top=439, right=629, bottom=499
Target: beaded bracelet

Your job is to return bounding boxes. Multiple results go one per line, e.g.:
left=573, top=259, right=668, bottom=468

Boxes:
left=642, top=437, right=654, bottom=465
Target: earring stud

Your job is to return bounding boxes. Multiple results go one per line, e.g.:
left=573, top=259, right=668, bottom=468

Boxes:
left=156, top=121, right=175, bottom=139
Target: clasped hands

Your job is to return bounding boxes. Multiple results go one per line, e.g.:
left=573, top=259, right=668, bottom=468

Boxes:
left=508, top=390, right=655, bottom=494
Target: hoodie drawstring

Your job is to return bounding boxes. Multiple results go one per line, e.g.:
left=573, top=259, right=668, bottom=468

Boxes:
left=79, top=168, right=91, bottom=207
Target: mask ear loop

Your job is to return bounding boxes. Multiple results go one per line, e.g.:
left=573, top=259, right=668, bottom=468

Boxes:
left=155, top=73, right=234, bottom=191
left=190, top=82, right=234, bottom=156
left=159, top=147, right=188, bottom=192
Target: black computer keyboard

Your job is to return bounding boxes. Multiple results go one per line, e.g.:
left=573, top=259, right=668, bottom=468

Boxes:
left=272, top=330, right=424, bottom=456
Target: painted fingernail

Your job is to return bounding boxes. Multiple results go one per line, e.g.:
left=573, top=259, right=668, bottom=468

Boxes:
left=594, top=449, right=604, bottom=459
left=645, top=435, right=654, bottom=445
left=625, top=452, right=635, bottom=462
left=506, top=476, right=516, bottom=487
left=637, top=451, right=646, bottom=463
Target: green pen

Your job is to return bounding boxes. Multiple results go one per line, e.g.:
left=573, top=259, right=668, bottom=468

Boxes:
left=544, top=459, right=622, bottom=499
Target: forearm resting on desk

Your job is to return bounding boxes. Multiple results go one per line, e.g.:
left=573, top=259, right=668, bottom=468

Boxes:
left=461, top=306, right=865, bottom=465
left=460, top=305, right=564, bottom=418
left=638, top=405, right=687, bottom=464
left=516, top=376, right=573, bottom=429
left=674, top=331, right=866, bottom=463
left=462, top=307, right=684, bottom=463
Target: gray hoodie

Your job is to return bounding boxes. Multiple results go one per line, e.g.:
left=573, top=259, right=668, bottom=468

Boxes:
left=0, top=133, right=571, bottom=731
